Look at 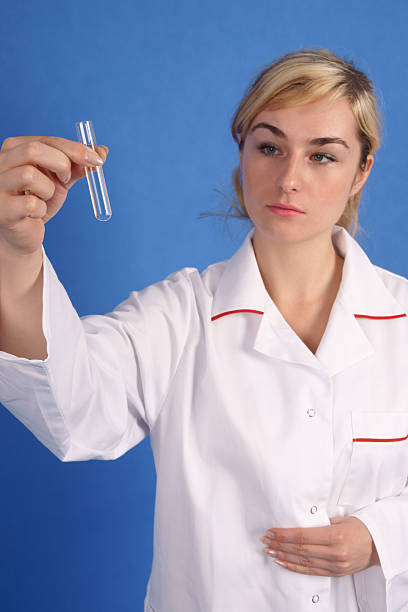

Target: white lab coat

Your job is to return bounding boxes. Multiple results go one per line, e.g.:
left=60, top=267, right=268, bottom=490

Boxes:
left=0, top=224, right=408, bottom=612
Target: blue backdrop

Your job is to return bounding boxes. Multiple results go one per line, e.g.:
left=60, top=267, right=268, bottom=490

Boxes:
left=1, top=1, right=407, bottom=610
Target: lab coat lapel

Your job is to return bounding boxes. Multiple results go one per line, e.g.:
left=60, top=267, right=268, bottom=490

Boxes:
left=211, top=227, right=267, bottom=321
left=211, top=227, right=322, bottom=369
left=315, top=226, right=406, bottom=376
left=313, top=297, right=374, bottom=376
left=211, top=225, right=406, bottom=376
left=253, top=296, right=322, bottom=369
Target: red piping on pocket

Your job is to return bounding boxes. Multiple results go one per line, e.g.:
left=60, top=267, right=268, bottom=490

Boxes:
left=211, top=309, right=264, bottom=322
left=353, top=434, right=408, bottom=442
left=354, top=314, right=407, bottom=320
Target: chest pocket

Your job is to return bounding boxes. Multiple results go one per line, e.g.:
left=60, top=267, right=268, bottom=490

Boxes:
left=337, top=411, right=408, bottom=511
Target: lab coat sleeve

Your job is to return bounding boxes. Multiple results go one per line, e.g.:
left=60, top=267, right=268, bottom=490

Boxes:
left=350, top=482, right=408, bottom=611
left=0, top=247, right=195, bottom=462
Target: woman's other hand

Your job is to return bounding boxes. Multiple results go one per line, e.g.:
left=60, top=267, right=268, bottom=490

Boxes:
left=260, top=515, right=379, bottom=576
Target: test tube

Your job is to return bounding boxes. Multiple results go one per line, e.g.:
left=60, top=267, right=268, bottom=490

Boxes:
left=75, top=120, right=112, bottom=221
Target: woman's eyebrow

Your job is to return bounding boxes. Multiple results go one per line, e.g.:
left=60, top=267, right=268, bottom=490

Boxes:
left=250, top=122, right=350, bottom=149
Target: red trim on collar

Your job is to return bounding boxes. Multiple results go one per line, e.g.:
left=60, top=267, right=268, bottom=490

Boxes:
left=353, top=434, right=408, bottom=443
left=211, top=309, right=264, bottom=322
left=212, top=311, right=407, bottom=322
left=354, top=314, right=407, bottom=320
left=211, top=308, right=407, bottom=321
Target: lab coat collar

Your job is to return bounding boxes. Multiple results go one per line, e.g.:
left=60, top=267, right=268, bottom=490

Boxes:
left=211, top=225, right=407, bottom=376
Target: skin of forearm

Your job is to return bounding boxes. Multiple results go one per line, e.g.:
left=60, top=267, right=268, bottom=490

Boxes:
left=0, top=247, right=47, bottom=359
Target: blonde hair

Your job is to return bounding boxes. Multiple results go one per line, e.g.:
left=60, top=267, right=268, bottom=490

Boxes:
left=211, top=48, right=383, bottom=237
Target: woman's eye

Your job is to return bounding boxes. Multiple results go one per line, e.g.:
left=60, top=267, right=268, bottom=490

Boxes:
left=257, top=143, right=279, bottom=156
left=257, top=143, right=336, bottom=164
left=311, top=152, right=336, bottom=164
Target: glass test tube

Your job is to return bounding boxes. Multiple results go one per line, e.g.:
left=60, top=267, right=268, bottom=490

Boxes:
left=75, top=120, right=112, bottom=221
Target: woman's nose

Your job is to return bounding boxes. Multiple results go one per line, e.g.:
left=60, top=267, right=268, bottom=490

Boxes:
left=276, top=156, right=302, bottom=193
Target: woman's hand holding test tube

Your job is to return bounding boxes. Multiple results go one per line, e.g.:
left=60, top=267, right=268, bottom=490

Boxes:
left=0, top=135, right=108, bottom=359
left=0, top=135, right=108, bottom=257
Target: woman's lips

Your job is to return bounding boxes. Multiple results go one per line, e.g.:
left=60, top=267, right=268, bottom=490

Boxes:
left=266, top=204, right=305, bottom=217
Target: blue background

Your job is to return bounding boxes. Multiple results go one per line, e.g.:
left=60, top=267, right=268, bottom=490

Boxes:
left=1, top=1, right=407, bottom=610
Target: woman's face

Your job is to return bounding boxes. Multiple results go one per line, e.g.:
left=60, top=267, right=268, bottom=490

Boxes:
left=239, top=94, right=374, bottom=246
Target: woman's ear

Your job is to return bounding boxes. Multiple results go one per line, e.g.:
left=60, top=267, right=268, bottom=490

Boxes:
left=350, top=154, right=374, bottom=198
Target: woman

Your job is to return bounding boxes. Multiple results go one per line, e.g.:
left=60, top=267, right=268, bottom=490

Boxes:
left=0, top=48, right=407, bottom=612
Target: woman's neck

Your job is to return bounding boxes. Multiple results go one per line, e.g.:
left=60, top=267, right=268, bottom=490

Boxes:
left=251, top=228, right=344, bottom=309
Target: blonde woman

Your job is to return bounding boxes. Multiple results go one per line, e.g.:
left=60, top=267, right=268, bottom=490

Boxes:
left=0, top=48, right=407, bottom=612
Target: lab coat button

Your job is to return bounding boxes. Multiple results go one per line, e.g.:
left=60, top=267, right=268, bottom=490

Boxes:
left=307, top=408, right=316, bottom=417
left=310, top=505, right=318, bottom=514
left=312, top=593, right=320, bottom=603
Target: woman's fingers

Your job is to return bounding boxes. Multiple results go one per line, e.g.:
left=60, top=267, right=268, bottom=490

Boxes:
left=0, top=138, right=105, bottom=187
left=0, top=193, right=47, bottom=226
left=1, top=164, right=56, bottom=201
